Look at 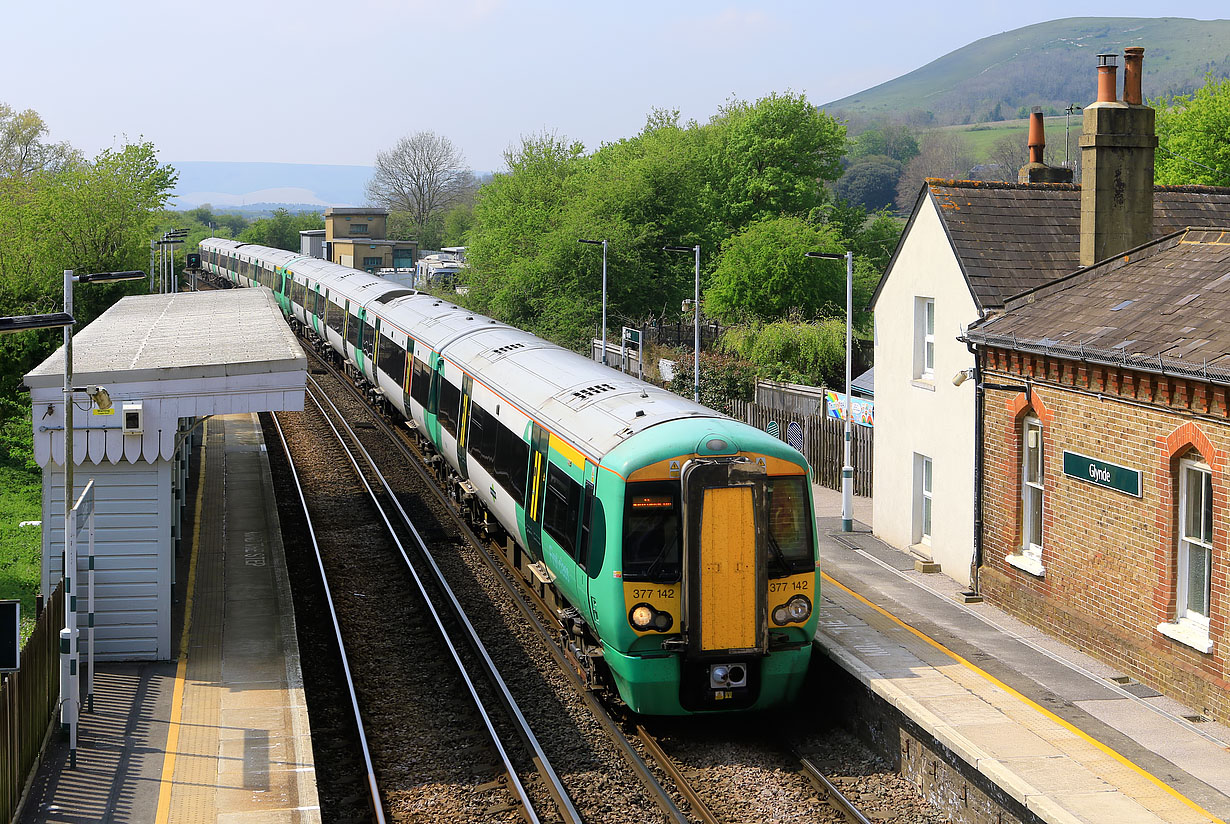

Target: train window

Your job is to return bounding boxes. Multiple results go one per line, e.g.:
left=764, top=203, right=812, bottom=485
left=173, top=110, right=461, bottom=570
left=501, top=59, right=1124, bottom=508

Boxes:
left=378, top=334, right=405, bottom=388
left=467, top=403, right=498, bottom=468
left=326, top=300, right=345, bottom=335
left=437, top=377, right=460, bottom=437
left=410, top=357, right=432, bottom=408
left=766, top=476, right=814, bottom=576
left=345, top=311, right=361, bottom=349
left=362, top=320, right=377, bottom=360
left=622, top=481, right=682, bottom=582
left=544, top=465, right=581, bottom=558
left=493, top=423, right=529, bottom=502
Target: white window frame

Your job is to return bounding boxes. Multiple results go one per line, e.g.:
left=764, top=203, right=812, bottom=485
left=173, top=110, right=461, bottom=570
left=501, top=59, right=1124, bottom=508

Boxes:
left=913, top=453, right=933, bottom=546
left=913, top=297, right=935, bottom=381
left=1159, top=459, right=1214, bottom=653
left=1008, top=417, right=1046, bottom=577
left=1177, top=460, right=1213, bottom=631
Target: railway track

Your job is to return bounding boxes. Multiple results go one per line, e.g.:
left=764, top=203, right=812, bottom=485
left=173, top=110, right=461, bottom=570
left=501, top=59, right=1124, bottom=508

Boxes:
left=273, top=377, right=581, bottom=823
left=294, top=345, right=895, bottom=824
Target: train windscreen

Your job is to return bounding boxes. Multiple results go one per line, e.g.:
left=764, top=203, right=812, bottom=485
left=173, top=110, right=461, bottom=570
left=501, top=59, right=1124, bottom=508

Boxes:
left=766, top=476, right=814, bottom=575
left=622, top=481, right=682, bottom=582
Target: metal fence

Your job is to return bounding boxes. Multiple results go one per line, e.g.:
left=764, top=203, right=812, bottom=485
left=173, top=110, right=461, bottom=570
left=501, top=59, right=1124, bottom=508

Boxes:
left=1, top=585, right=64, bottom=823
left=729, top=399, right=873, bottom=496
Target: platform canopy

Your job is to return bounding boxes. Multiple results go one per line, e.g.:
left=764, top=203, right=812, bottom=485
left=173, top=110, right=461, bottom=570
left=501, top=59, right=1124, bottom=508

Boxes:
left=24, top=289, right=306, bottom=467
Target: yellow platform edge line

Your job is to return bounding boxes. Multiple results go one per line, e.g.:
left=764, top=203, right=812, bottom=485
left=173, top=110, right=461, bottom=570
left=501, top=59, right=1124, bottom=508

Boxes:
left=820, top=571, right=1227, bottom=824
left=155, top=420, right=208, bottom=824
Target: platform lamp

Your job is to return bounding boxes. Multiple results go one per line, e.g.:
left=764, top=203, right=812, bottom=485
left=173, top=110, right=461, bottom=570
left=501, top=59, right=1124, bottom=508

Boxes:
left=578, top=239, right=609, bottom=365
left=59, top=268, right=143, bottom=767
left=663, top=244, right=701, bottom=403
left=806, top=250, right=855, bottom=532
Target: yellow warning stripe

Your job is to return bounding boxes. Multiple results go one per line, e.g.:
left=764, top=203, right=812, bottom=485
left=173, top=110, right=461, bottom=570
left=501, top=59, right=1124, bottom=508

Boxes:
left=820, top=572, right=1227, bottom=824
left=155, top=420, right=207, bottom=823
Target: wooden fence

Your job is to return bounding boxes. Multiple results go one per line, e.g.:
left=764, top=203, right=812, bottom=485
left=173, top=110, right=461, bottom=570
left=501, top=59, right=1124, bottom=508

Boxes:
left=729, top=399, right=873, bottom=496
left=1, top=585, right=64, bottom=823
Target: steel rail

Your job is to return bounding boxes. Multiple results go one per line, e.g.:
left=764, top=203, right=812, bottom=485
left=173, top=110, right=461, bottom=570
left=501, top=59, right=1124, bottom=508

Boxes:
left=797, top=754, right=875, bottom=824
left=267, top=412, right=387, bottom=824
left=634, top=725, right=720, bottom=824
left=303, top=347, right=689, bottom=824
left=304, top=378, right=582, bottom=824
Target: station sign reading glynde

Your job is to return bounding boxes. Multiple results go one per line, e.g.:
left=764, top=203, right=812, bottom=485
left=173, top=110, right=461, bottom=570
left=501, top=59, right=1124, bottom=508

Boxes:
left=1062, top=450, right=1141, bottom=497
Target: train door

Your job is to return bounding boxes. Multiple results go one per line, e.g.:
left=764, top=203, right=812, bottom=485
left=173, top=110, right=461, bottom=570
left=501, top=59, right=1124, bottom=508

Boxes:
left=402, top=339, right=415, bottom=423
left=579, top=472, right=600, bottom=631
left=680, top=459, right=767, bottom=658
left=368, top=317, right=380, bottom=379
left=456, top=373, right=473, bottom=481
left=524, top=422, right=549, bottom=562
left=426, top=353, right=443, bottom=445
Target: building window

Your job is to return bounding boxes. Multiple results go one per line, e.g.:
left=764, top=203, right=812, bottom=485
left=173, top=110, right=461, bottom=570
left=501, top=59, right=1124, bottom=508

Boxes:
left=363, top=256, right=383, bottom=268
left=1007, top=417, right=1046, bottom=577
left=1022, top=418, right=1043, bottom=558
left=351, top=223, right=369, bottom=234
left=913, top=453, right=932, bottom=544
left=914, top=297, right=935, bottom=380
left=1179, top=460, right=1213, bottom=626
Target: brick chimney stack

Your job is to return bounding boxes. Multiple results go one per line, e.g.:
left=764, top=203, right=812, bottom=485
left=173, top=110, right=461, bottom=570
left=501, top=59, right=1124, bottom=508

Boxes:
left=1018, top=108, right=1074, bottom=184
left=1079, top=50, right=1157, bottom=266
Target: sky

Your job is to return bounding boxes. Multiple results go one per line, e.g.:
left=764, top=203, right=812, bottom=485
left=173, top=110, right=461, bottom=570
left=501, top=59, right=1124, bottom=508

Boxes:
left=3, top=1, right=1227, bottom=174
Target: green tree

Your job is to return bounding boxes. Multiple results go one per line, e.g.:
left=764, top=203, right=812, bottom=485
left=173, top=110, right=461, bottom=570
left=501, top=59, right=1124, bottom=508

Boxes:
left=1154, top=75, right=1230, bottom=186
left=704, top=216, right=845, bottom=324
left=238, top=208, right=323, bottom=252
left=848, top=122, right=919, bottom=163
left=0, top=140, right=176, bottom=397
left=720, top=317, right=849, bottom=388
left=835, top=155, right=903, bottom=212
left=706, top=92, right=846, bottom=229
left=0, top=103, right=78, bottom=179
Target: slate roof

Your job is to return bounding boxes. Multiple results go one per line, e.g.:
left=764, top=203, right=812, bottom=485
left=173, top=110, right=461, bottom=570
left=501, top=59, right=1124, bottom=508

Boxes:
left=966, top=229, right=1230, bottom=382
left=883, top=179, right=1230, bottom=311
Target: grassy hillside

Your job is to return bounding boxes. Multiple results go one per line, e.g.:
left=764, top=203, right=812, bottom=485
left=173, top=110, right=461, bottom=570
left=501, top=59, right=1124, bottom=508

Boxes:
left=825, top=17, right=1230, bottom=126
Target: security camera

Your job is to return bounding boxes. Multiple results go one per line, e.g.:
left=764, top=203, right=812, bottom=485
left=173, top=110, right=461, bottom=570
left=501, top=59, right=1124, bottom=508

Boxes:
left=952, top=369, right=974, bottom=387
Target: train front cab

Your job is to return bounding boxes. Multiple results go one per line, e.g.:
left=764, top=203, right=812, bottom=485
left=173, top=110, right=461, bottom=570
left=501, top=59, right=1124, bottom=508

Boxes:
left=598, top=423, right=819, bottom=715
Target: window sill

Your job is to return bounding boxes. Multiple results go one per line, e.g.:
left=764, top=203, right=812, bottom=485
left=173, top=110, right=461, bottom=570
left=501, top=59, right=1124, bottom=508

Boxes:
left=1156, top=621, right=1213, bottom=654
left=912, top=378, right=936, bottom=392
left=1006, top=552, right=1045, bottom=578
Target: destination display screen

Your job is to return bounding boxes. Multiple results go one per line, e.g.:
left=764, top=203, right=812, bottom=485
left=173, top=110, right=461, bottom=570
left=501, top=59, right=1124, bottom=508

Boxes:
left=631, top=495, right=674, bottom=510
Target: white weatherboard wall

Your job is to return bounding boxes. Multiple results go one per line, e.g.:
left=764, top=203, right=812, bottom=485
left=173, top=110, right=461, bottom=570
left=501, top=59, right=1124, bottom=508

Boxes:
left=42, top=462, right=172, bottom=660
left=872, top=197, right=979, bottom=586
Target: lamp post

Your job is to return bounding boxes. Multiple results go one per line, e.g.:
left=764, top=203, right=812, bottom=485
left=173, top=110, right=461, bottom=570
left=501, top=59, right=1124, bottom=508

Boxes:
left=60, top=268, right=144, bottom=766
left=806, top=250, right=855, bottom=532
left=664, top=244, right=701, bottom=403
left=578, top=239, right=609, bottom=365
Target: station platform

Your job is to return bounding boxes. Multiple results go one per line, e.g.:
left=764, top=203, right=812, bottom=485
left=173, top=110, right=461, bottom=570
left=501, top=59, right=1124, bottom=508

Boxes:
left=811, top=485, right=1230, bottom=824
left=18, top=414, right=319, bottom=823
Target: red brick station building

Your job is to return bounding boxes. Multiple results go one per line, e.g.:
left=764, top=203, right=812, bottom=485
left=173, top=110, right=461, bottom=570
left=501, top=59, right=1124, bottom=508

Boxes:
left=958, top=51, right=1230, bottom=722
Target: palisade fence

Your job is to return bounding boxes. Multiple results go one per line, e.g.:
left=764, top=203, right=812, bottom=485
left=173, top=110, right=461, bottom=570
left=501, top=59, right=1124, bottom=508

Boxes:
left=728, top=398, right=873, bottom=497
left=1, top=585, right=64, bottom=822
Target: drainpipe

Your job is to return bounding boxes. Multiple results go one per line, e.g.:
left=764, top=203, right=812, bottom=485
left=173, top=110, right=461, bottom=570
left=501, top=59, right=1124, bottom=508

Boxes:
left=963, top=337, right=1031, bottom=595
left=966, top=339, right=985, bottom=593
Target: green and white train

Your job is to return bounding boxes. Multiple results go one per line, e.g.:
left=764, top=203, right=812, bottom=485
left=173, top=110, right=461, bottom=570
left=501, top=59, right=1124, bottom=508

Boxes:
left=199, top=237, right=820, bottom=714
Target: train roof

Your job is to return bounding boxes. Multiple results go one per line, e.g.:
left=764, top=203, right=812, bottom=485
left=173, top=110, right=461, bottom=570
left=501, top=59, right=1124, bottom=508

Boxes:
left=199, top=237, right=727, bottom=461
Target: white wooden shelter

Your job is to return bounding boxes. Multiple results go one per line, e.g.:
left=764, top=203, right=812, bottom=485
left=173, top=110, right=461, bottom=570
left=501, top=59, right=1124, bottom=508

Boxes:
left=24, top=289, right=305, bottom=660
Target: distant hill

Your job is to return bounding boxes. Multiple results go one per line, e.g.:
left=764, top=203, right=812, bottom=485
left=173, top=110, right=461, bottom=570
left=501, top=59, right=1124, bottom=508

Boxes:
left=824, top=17, right=1230, bottom=127
left=168, top=161, right=374, bottom=209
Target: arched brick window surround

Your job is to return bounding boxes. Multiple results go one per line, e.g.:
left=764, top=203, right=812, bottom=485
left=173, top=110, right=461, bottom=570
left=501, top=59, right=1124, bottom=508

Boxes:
left=1000, top=390, right=1051, bottom=574
left=1154, top=421, right=1224, bottom=643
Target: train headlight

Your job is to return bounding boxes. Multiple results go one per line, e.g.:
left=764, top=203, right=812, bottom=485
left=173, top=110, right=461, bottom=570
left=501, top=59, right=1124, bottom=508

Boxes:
left=630, top=604, right=655, bottom=629
left=652, top=611, right=673, bottom=631
left=772, top=595, right=812, bottom=625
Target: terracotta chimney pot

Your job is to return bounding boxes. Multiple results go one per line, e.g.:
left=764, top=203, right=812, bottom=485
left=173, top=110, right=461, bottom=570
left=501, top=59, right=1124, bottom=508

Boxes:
left=1027, top=109, right=1045, bottom=164
left=1124, top=47, right=1144, bottom=105
left=1096, top=53, right=1119, bottom=103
